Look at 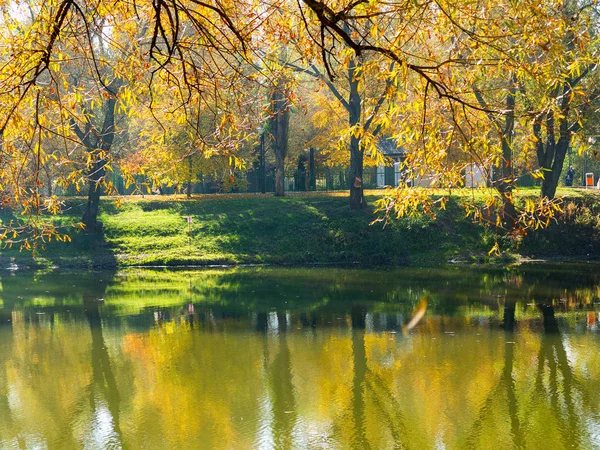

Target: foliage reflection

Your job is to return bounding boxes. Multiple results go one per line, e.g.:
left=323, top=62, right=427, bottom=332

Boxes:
left=0, top=265, right=598, bottom=449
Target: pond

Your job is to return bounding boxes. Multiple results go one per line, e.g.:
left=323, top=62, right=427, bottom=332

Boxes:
left=0, top=264, right=599, bottom=449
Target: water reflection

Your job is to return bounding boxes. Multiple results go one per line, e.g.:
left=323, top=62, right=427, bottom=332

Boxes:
left=0, top=265, right=598, bottom=449
left=268, top=314, right=296, bottom=450
left=351, top=307, right=368, bottom=450
left=535, top=302, right=585, bottom=450
left=84, top=283, right=124, bottom=449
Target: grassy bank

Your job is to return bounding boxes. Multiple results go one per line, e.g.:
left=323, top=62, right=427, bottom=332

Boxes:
left=1, top=189, right=599, bottom=268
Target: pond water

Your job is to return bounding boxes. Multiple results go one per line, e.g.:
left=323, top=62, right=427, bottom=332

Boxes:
left=0, top=264, right=599, bottom=449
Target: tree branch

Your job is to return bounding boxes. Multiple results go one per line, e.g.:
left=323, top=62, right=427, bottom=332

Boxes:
left=364, top=61, right=395, bottom=132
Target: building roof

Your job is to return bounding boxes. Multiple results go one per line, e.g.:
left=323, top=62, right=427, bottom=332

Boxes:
left=378, top=136, right=405, bottom=156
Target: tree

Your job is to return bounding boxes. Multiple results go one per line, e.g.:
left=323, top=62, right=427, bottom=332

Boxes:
left=2, top=0, right=600, bottom=248
left=0, top=0, right=260, bottom=243
left=359, top=0, right=600, bottom=237
left=470, top=0, right=600, bottom=202
left=283, top=47, right=395, bottom=208
left=529, top=2, right=600, bottom=199
left=68, top=79, right=123, bottom=232
left=269, top=78, right=291, bottom=197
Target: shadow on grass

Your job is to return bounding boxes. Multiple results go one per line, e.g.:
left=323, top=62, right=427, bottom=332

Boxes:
left=7, top=191, right=596, bottom=269
left=190, top=195, right=492, bottom=265
left=0, top=206, right=119, bottom=269
left=188, top=196, right=393, bottom=264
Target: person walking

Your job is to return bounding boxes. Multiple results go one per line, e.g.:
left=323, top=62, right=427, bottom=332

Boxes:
left=565, top=166, right=575, bottom=187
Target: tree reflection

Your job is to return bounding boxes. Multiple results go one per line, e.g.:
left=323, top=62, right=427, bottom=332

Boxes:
left=502, top=297, right=516, bottom=332
left=502, top=268, right=594, bottom=447
left=0, top=321, right=16, bottom=447
left=83, top=278, right=124, bottom=449
left=465, top=296, right=595, bottom=449
left=349, top=308, right=411, bottom=448
left=350, top=307, right=369, bottom=450
left=503, top=307, right=523, bottom=449
left=534, top=301, right=584, bottom=449
left=257, top=311, right=298, bottom=449
left=0, top=270, right=123, bottom=448
left=0, top=266, right=599, bottom=448
left=269, top=312, right=297, bottom=449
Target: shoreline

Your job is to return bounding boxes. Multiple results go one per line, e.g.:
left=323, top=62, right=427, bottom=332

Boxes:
left=3, top=254, right=600, bottom=272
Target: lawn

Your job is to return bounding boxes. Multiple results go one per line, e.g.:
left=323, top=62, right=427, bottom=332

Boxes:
left=0, top=188, right=599, bottom=268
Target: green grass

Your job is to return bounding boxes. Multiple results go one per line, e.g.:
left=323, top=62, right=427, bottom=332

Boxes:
left=0, top=189, right=599, bottom=268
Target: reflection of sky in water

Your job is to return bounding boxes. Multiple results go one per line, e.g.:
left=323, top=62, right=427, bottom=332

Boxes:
left=87, top=401, right=120, bottom=450
left=585, top=419, right=600, bottom=448
left=255, top=394, right=273, bottom=449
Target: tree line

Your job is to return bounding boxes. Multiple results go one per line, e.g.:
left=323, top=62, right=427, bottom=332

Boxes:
left=0, top=0, right=599, bottom=247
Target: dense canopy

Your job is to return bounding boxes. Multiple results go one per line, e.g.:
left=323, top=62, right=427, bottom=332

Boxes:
left=0, top=0, right=599, bottom=248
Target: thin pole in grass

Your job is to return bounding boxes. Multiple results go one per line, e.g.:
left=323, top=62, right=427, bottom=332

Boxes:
left=187, top=214, right=192, bottom=250
left=186, top=199, right=192, bottom=252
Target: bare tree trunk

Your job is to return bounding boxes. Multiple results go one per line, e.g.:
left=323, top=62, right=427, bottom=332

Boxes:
left=187, top=153, right=193, bottom=198
left=82, top=159, right=106, bottom=233
left=540, top=141, right=570, bottom=200
left=494, top=78, right=517, bottom=229
left=275, top=150, right=285, bottom=196
left=535, top=52, right=580, bottom=200
left=535, top=112, right=572, bottom=201
left=79, top=95, right=117, bottom=233
left=280, top=40, right=391, bottom=209
left=260, top=132, right=266, bottom=194
left=270, top=85, right=290, bottom=197
left=348, top=57, right=365, bottom=210
left=475, top=73, right=517, bottom=228
left=349, top=136, right=365, bottom=209
left=309, top=147, right=316, bottom=191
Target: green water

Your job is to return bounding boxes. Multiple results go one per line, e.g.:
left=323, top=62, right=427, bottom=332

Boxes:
left=0, top=265, right=599, bottom=449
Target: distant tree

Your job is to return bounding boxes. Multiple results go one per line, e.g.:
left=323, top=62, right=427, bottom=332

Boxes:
left=269, top=78, right=291, bottom=197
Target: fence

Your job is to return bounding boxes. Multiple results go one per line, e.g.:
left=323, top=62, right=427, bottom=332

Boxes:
left=60, top=161, right=573, bottom=197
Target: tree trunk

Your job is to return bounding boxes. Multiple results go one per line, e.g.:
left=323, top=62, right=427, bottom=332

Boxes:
left=270, top=84, right=290, bottom=197
left=349, top=136, right=365, bottom=209
left=535, top=76, right=577, bottom=200
left=260, top=132, right=266, bottom=194
left=535, top=119, right=571, bottom=200
left=309, top=147, right=316, bottom=191
left=540, top=141, right=569, bottom=199
left=495, top=134, right=517, bottom=229
left=540, top=171, right=558, bottom=199
left=275, top=150, right=285, bottom=196
left=480, top=73, right=517, bottom=229
left=497, top=77, right=517, bottom=228
left=80, top=95, right=117, bottom=233
left=348, top=57, right=365, bottom=210
left=187, top=153, right=193, bottom=198
left=82, top=159, right=106, bottom=233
